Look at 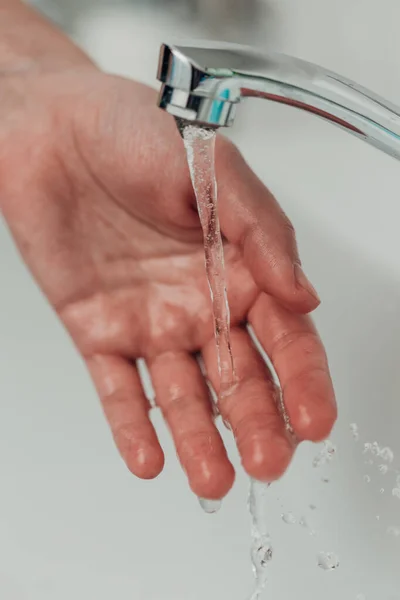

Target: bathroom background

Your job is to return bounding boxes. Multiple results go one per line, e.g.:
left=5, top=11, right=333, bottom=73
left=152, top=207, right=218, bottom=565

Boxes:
left=1, top=0, right=400, bottom=598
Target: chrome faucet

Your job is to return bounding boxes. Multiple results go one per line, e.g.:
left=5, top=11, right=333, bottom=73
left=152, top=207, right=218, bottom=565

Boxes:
left=157, top=42, right=400, bottom=160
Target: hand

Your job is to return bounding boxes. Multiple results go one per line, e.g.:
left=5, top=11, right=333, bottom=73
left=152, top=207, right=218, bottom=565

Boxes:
left=0, top=60, right=336, bottom=499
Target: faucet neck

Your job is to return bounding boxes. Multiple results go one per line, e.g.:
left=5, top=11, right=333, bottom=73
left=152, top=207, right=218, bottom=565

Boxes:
left=157, top=42, right=400, bottom=161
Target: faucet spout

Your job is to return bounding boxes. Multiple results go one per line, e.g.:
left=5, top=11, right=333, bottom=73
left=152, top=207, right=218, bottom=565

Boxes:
left=157, top=42, right=400, bottom=160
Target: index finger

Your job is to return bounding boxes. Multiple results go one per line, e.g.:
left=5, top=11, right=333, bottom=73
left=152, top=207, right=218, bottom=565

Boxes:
left=216, top=138, right=320, bottom=314
left=249, top=293, right=337, bottom=442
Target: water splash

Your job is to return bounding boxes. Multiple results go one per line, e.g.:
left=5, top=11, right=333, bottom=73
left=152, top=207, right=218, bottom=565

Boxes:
left=350, top=423, right=359, bottom=441
left=313, top=440, right=336, bottom=468
left=363, top=442, right=372, bottom=454
left=387, top=525, right=400, bottom=537
left=281, top=510, right=316, bottom=534
left=392, top=488, right=400, bottom=500
left=248, top=479, right=273, bottom=600
left=380, top=447, right=394, bottom=463
left=363, top=475, right=371, bottom=484
left=371, top=441, right=380, bottom=456
left=299, top=516, right=316, bottom=536
left=363, top=441, right=394, bottom=463
left=281, top=512, right=296, bottom=525
left=317, top=551, right=340, bottom=570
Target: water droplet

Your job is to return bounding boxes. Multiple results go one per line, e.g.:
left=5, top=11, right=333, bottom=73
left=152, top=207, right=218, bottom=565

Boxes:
left=380, top=488, right=385, bottom=494
left=251, top=536, right=273, bottom=568
left=313, top=440, right=336, bottom=468
left=309, top=504, right=317, bottom=510
left=322, top=477, right=330, bottom=483
left=379, top=464, right=389, bottom=475
left=387, top=525, right=400, bottom=537
left=282, top=512, right=296, bottom=525
left=299, top=516, right=316, bottom=536
left=222, top=418, right=231, bottom=431
left=317, top=552, right=339, bottom=570
left=371, top=441, right=380, bottom=456
left=363, top=442, right=372, bottom=454
left=363, top=475, right=371, bottom=483
left=380, top=447, right=394, bottom=463
left=350, top=423, right=359, bottom=440
left=199, top=498, right=222, bottom=514
left=210, top=402, right=220, bottom=418
left=376, top=515, right=380, bottom=521
left=392, top=488, right=400, bottom=499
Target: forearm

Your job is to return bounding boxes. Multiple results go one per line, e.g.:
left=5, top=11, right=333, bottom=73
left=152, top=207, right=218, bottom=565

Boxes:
left=0, top=1, right=98, bottom=218
left=0, top=0, right=93, bottom=73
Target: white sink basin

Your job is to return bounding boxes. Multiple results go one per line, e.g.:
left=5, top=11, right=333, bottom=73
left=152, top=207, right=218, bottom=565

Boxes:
left=1, top=1, right=400, bottom=598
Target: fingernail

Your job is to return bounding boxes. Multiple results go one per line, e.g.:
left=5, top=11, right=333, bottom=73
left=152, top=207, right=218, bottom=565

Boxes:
left=294, top=264, right=321, bottom=304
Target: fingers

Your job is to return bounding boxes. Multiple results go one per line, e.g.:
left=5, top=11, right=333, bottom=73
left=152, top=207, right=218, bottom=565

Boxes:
left=149, top=351, right=235, bottom=500
left=249, top=293, right=337, bottom=442
left=202, top=328, right=294, bottom=482
left=87, top=354, right=164, bottom=479
left=215, top=138, right=320, bottom=314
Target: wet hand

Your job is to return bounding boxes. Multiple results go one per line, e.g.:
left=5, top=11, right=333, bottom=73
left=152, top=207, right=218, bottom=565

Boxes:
left=0, top=65, right=337, bottom=500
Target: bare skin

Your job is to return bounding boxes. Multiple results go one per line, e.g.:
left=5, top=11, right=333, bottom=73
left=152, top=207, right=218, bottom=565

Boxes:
left=0, top=2, right=337, bottom=499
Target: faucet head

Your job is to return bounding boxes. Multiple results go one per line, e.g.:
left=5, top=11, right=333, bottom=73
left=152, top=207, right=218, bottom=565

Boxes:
left=157, top=42, right=242, bottom=128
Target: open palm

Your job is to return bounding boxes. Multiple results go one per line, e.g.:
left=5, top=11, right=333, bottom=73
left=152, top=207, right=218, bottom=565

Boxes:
left=1, top=67, right=336, bottom=499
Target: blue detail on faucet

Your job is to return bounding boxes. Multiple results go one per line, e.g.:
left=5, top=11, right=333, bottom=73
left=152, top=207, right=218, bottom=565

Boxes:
left=373, top=121, right=400, bottom=140
left=210, top=88, right=231, bottom=124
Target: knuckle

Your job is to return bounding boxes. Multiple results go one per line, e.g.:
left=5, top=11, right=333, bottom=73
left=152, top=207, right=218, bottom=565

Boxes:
left=161, top=394, right=192, bottom=421
left=272, top=330, right=322, bottom=360
left=233, top=408, right=281, bottom=448
left=178, top=430, right=217, bottom=461
left=113, top=421, right=137, bottom=447
left=281, top=213, right=296, bottom=239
